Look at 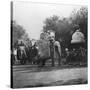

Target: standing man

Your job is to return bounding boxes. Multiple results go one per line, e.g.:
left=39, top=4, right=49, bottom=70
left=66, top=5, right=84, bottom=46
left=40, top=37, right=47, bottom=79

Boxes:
left=13, top=47, right=17, bottom=64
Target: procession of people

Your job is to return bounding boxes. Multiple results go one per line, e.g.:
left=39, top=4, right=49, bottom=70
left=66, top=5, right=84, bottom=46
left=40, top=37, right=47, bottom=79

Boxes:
left=11, top=25, right=87, bottom=67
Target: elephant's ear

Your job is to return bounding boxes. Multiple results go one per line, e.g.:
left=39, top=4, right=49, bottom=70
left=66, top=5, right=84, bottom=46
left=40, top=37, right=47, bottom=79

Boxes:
left=37, top=39, right=50, bottom=58
left=54, top=41, right=60, bottom=47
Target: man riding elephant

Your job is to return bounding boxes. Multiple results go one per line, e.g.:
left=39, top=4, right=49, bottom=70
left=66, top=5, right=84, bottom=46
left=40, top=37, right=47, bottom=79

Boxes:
left=67, top=25, right=86, bottom=65
left=36, top=30, right=62, bottom=67
left=48, top=30, right=62, bottom=66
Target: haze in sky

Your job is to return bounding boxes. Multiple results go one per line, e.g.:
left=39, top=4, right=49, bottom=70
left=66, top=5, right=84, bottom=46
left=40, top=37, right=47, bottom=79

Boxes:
left=13, top=2, right=84, bottom=40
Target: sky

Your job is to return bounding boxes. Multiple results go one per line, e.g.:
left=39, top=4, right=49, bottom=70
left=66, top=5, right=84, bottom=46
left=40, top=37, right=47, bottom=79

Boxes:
left=13, top=1, right=85, bottom=40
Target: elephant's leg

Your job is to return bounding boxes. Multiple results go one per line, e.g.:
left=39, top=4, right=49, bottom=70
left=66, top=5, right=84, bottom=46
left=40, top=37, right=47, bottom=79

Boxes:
left=37, top=57, right=46, bottom=67
left=51, top=56, right=55, bottom=67
left=41, top=59, right=46, bottom=66
left=58, top=55, right=61, bottom=66
left=55, top=47, right=61, bottom=66
left=58, top=47, right=62, bottom=66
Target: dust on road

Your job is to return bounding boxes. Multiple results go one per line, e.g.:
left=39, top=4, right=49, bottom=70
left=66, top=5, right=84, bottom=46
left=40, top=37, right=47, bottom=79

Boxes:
left=12, top=67, right=87, bottom=88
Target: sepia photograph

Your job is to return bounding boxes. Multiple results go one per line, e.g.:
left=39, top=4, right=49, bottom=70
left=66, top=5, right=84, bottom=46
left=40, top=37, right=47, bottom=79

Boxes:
left=11, top=1, right=88, bottom=88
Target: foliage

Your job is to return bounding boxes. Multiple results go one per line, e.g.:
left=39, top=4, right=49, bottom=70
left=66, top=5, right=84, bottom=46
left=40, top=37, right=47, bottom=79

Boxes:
left=11, top=21, right=31, bottom=48
left=71, top=7, right=88, bottom=40
left=42, top=7, right=88, bottom=49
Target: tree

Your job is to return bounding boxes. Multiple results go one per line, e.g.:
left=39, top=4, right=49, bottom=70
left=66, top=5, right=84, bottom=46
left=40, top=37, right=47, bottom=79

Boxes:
left=11, top=20, right=27, bottom=48
left=70, top=7, right=88, bottom=40
left=43, top=15, right=59, bottom=32
left=43, top=7, right=88, bottom=48
left=43, top=15, right=73, bottom=48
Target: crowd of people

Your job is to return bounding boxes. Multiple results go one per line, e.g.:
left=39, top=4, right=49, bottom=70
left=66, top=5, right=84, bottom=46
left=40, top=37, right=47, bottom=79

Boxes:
left=11, top=27, right=87, bottom=66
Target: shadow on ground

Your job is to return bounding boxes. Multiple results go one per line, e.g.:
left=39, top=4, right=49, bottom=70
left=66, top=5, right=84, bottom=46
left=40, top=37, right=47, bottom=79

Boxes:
left=23, top=78, right=87, bottom=88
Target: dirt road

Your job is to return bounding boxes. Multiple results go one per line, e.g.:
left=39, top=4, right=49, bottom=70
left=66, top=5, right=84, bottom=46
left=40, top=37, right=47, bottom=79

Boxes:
left=12, top=66, right=87, bottom=88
